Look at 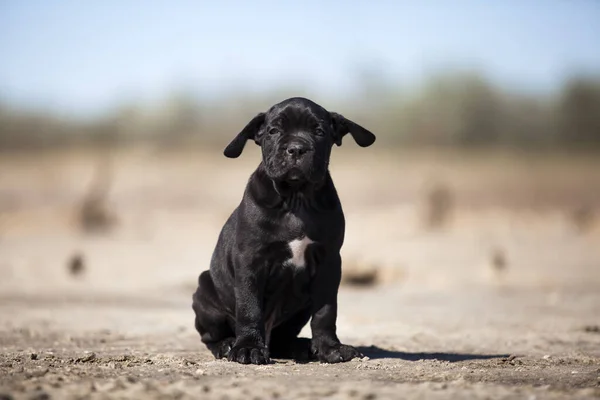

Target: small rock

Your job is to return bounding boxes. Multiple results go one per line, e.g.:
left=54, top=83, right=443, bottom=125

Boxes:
left=502, top=355, right=517, bottom=362
left=341, top=261, right=379, bottom=287
left=111, top=379, right=128, bottom=391
left=28, top=390, right=50, bottom=400
left=26, top=368, right=49, bottom=378
left=77, top=353, right=96, bottom=363
left=583, top=325, right=600, bottom=334
left=195, top=369, right=205, bottom=376
left=30, top=353, right=38, bottom=361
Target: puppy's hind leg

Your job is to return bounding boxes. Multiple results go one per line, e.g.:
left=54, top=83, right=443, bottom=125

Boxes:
left=192, top=270, right=235, bottom=359
left=269, top=307, right=316, bottom=362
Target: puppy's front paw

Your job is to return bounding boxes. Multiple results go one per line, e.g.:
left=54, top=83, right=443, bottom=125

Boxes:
left=208, top=337, right=236, bottom=359
left=313, top=342, right=363, bottom=364
left=227, top=343, right=270, bottom=365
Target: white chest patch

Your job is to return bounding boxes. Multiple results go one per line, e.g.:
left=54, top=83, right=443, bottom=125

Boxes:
left=287, top=236, right=314, bottom=268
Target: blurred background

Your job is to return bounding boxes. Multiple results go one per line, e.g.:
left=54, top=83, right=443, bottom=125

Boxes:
left=0, top=0, right=599, bottom=297
left=2, top=0, right=600, bottom=152
left=2, top=4, right=600, bottom=397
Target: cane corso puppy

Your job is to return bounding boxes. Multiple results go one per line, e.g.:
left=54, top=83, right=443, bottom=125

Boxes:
left=192, top=97, right=375, bottom=364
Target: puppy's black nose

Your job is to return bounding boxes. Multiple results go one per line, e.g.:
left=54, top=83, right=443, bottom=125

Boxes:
left=286, top=142, right=308, bottom=157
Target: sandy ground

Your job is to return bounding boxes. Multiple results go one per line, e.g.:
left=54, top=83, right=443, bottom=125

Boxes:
left=1, top=146, right=599, bottom=399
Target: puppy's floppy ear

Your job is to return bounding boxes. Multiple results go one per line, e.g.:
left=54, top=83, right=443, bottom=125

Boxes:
left=330, top=112, right=376, bottom=147
left=223, top=113, right=266, bottom=158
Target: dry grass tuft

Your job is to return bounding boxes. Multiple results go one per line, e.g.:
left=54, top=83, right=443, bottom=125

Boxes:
left=421, top=181, right=454, bottom=230
left=490, top=247, right=508, bottom=273
left=67, top=252, right=86, bottom=277
left=570, top=205, right=595, bottom=234
left=77, top=157, right=117, bottom=234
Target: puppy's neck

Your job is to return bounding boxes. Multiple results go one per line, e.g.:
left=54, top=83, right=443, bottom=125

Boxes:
left=249, top=163, right=335, bottom=212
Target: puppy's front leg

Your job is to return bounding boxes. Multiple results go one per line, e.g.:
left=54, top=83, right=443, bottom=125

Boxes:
left=228, top=271, right=270, bottom=365
left=310, top=254, right=363, bottom=363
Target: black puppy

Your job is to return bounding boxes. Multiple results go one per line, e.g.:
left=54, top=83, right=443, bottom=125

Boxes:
left=192, top=97, right=375, bottom=365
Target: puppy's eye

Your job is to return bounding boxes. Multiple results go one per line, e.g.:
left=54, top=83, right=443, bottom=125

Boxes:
left=269, top=128, right=280, bottom=135
left=314, top=128, right=325, bottom=136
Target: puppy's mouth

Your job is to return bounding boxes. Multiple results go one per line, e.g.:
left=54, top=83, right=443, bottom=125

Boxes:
left=285, top=168, right=304, bottom=181
left=282, top=168, right=307, bottom=189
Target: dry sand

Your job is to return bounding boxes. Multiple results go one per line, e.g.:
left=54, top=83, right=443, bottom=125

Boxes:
left=1, top=146, right=599, bottom=399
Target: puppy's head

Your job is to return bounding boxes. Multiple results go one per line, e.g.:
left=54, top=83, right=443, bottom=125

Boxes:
left=224, top=97, right=375, bottom=190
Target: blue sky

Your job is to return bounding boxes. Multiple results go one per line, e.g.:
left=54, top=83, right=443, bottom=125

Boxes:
left=1, top=0, right=599, bottom=116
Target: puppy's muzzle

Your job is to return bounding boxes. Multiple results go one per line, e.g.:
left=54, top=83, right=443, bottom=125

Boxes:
left=286, top=142, right=308, bottom=158
left=283, top=138, right=313, bottom=163
left=285, top=140, right=310, bottom=160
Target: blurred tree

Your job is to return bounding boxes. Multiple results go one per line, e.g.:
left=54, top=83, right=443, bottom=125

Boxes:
left=1, top=72, right=600, bottom=152
left=163, top=90, right=203, bottom=138
left=455, top=73, right=503, bottom=147
left=399, top=71, right=503, bottom=147
left=556, top=77, right=600, bottom=148
left=500, top=94, right=553, bottom=150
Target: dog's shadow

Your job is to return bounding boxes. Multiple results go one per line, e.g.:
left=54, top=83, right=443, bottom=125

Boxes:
left=357, top=345, right=510, bottom=362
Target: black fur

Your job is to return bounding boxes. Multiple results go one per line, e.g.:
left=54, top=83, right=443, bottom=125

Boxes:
left=192, top=97, right=375, bottom=364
